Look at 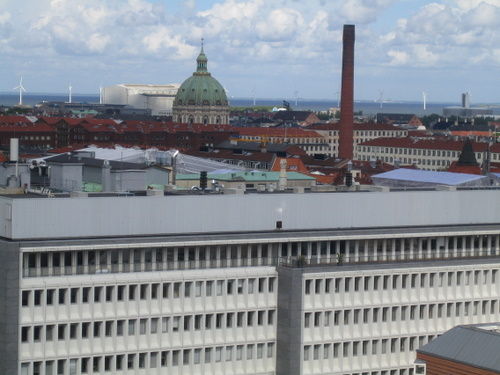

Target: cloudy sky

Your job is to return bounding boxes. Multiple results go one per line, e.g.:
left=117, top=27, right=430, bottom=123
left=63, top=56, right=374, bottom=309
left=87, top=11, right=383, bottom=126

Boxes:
left=1, top=0, right=499, bottom=102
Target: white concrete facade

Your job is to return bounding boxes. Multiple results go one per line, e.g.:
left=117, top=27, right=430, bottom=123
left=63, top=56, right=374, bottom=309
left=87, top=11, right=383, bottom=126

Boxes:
left=1, top=190, right=499, bottom=375
left=102, top=84, right=180, bottom=116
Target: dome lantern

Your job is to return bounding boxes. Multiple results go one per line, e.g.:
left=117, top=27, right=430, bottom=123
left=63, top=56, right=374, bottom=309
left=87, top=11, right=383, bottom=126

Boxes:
left=196, top=38, right=208, bottom=74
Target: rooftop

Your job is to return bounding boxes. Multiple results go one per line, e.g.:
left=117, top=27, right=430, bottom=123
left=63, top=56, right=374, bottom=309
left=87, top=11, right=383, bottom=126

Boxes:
left=417, top=324, right=500, bottom=373
left=0, top=188, right=499, bottom=240
left=372, top=168, right=487, bottom=186
left=176, top=171, right=315, bottom=182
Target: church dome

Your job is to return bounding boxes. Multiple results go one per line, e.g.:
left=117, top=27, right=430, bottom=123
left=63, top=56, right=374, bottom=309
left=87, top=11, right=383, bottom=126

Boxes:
left=174, top=46, right=229, bottom=107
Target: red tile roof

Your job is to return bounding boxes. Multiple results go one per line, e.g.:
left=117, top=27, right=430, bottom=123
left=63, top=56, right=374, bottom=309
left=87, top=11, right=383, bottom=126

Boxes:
left=234, top=127, right=322, bottom=138
left=0, top=115, right=33, bottom=125
left=308, top=122, right=405, bottom=131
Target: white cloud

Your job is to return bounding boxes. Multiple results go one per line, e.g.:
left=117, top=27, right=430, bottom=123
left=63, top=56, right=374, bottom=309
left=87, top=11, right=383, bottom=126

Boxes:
left=378, top=0, right=500, bottom=68
left=0, top=0, right=499, bottom=100
left=0, top=11, right=10, bottom=24
left=255, top=8, right=303, bottom=41
left=142, top=27, right=196, bottom=59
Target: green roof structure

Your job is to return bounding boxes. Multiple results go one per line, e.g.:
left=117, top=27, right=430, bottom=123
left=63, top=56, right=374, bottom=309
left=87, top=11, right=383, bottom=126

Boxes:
left=174, top=44, right=228, bottom=107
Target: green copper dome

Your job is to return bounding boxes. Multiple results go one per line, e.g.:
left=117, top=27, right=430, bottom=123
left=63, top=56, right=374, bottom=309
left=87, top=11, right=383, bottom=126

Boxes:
left=174, top=46, right=229, bottom=107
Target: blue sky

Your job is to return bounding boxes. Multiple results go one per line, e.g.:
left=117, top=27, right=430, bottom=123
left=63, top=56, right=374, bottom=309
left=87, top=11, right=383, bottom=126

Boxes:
left=1, top=0, right=499, bottom=103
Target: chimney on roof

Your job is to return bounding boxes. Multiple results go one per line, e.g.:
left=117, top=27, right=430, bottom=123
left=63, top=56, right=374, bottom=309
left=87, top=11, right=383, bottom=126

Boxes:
left=338, top=24, right=355, bottom=161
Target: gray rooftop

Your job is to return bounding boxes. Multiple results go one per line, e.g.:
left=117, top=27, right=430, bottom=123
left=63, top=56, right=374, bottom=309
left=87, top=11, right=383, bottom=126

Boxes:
left=372, top=168, right=487, bottom=186
left=0, top=189, right=499, bottom=240
left=417, top=325, right=500, bottom=372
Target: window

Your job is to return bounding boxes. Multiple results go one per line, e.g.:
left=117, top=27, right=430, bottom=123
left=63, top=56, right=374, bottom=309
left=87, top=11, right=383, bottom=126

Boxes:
left=305, top=280, right=312, bottom=294
left=247, top=344, right=254, bottom=359
left=128, top=320, right=136, bottom=335
left=217, top=280, right=224, bottom=296
left=58, top=289, right=66, bottom=304
left=21, top=326, right=29, bottom=342
left=206, top=281, right=213, bottom=296
left=268, top=343, right=274, bottom=358
left=304, top=346, right=310, bottom=361
left=185, top=282, right=192, bottom=297
left=194, top=349, right=201, bottom=364
left=204, top=348, right=212, bottom=363
left=268, top=277, right=276, bottom=293
left=70, top=288, right=78, bottom=304
left=94, top=287, right=102, bottom=302
left=58, top=324, right=66, bottom=340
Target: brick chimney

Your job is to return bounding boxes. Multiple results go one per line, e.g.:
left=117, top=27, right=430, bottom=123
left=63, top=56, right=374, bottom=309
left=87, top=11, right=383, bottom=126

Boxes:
left=338, top=24, right=355, bottom=160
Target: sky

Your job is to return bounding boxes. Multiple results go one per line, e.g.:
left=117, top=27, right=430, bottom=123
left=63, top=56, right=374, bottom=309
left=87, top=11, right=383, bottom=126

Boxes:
left=1, top=0, right=499, bottom=103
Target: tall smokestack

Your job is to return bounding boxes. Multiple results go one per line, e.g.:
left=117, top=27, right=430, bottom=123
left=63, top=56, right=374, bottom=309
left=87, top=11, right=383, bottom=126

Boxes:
left=338, top=24, right=355, bottom=160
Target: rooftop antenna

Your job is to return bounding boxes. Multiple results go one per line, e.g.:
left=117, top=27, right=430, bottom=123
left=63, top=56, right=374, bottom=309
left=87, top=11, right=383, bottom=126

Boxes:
left=13, top=76, right=26, bottom=106
left=68, top=83, right=72, bottom=104
left=422, top=91, right=427, bottom=111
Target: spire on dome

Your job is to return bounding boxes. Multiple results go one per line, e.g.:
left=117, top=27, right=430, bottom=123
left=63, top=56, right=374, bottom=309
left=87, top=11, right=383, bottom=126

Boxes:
left=196, top=38, right=208, bottom=73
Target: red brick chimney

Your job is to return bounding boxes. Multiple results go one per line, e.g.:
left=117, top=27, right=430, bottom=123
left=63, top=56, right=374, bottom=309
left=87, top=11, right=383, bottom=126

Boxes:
left=338, top=24, right=355, bottom=160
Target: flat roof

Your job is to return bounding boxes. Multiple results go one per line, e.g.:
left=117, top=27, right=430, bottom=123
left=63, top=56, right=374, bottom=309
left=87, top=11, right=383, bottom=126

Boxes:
left=372, top=168, right=486, bottom=185
left=0, top=189, right=499, bottom=240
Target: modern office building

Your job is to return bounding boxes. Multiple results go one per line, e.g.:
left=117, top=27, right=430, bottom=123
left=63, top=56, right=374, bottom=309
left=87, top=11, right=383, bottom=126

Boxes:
left=0, top=188, right=499, bottom=375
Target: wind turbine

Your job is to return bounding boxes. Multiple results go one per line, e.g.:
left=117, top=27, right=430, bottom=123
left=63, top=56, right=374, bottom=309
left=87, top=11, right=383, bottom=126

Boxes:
left=377, top=90, right=384, bottom=109
left=99, top=84, right=105, bottom=104
left=68, top=83, right=72, bottom=104
left=224, top=87, right=233, bottom=99
left=422, top=91, right=427, bottom=111
left=13, top=76, right=26, bottom=106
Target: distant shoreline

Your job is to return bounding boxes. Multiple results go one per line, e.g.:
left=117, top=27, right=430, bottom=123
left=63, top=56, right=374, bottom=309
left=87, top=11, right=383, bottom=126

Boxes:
left=1, top=93, right=499, bottom=116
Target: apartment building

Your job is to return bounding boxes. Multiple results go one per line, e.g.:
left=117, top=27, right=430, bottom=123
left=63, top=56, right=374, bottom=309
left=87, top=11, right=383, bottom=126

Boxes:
left=1, top=188, right=499, bottom=375
left=357, top=138, right=500, bottom=170
left=309, top=123, right=408, bottom=157
left=236, top=127, right=329, bottom=156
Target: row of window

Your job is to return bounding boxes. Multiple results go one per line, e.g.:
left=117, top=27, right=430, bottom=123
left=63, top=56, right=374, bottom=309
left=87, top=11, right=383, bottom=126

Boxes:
left=22, top=234, right=500, bottom=278
left=21, top=310, right=276, bottom=343
left=303, top=334, right=437, bottom=360
left=304, top=269, right=498, bottom=295
left=22, top=245, right=276, bottom=277
left=21, top=342, right=275, bottom=375
left=303, top=299, right=500, bottom=328
left=360, top=146, right=475, bottom=158
left=358, top=155, right=454, bottom=167
left=21, top=277, right=276, bottom=307
left=280, top=235, right=497, bottom=259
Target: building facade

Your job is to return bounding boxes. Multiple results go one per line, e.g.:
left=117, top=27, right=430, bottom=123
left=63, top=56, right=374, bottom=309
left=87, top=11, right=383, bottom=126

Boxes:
left=1, top=189, right=500, bottom=375
left=309, top=123, right=408, bottom=158
left=357, top=138, right=500, bottom=170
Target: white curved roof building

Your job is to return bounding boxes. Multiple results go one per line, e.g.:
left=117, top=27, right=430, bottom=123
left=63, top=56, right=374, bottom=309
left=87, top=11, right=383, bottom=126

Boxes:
left=102, top=83, right=180, bottom=116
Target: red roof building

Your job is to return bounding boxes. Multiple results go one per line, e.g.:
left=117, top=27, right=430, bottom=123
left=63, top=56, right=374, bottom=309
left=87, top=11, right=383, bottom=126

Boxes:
left=357, top=137, right=499, bottom=171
